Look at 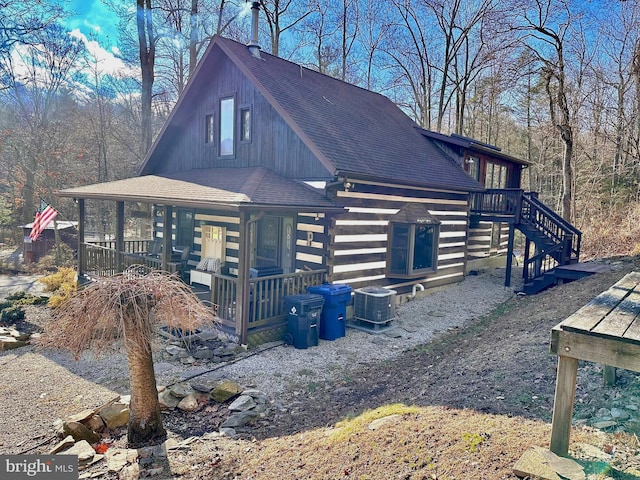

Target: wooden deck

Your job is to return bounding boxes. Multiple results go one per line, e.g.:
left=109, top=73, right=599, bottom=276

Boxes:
left=549, top=271, right=640, bottom=456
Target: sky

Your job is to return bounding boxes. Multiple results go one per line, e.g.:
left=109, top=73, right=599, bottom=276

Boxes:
left=56, top=0, right=137, bottom=80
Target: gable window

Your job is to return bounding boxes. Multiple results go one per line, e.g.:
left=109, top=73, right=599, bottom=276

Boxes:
left=240, top=107, right=251, bottom=142
left=205, top=114, right=215, bottom=144
left=219, top=97, right=235, bottom=156
left=386, top=204, right=440, bottom=278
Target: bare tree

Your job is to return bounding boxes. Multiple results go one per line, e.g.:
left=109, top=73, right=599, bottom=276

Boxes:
left=259, top=0, right=312, bottom=56
left=39, top=269, right=214, bottom=446
left=520, top=0, right=575, bottom=221
left=137, top=0, right=156, bottom=155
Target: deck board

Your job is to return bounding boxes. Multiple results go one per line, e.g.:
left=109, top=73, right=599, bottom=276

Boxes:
left=560, top=272, right=640, bottom=332
left=592, top=289, right=640, bottom=338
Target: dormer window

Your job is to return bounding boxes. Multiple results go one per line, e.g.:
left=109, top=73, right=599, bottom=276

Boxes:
left=219, top=96, right=235, bottom=156
left=386, top=204, right=440, bottom=278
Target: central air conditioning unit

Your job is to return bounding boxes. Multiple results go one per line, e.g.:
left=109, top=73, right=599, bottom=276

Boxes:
left=353, top=286, right=397, bottom=330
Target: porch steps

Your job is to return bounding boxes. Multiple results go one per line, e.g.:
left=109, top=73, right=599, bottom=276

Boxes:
left=521, top=262, right=612, bottom=295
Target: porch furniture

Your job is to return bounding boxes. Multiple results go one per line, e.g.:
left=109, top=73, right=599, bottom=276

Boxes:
left=190, top=257, right=222, bottom=288
left=168, top=246, right=191, bottom=277
left=549, top=271, right=640, bottom=456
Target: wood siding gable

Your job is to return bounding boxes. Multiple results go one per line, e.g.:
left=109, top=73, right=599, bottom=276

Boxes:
left=141, top=44, right=332, bottom=180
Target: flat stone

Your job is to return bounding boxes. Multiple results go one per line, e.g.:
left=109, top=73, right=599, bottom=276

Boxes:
left=65, top=409, right=96, bottom=424
left=98, top=403, right=129, bottom=429
left=158, top=389, right=180, bottom=410
left=242, top=389, right=268, bottom=403
left=105, top=448, right=128, bottom=472
left=60, top=440, right=95, bottom=462
left=49, top=435, right=75, bottom=454
left=221, top=412, right=254, bottom=428
left=119, top=463, right=140, bottom=480
left=540, top=449, right=585, bottom=480
left=177, top=394, right=200, bottom=412
left=0, top=337, right=27, bottom=350
left=573, top=443, right=613, bottom=461
left=591, top=420, right=618, bottom=429
left=63, top=421, right=101, bottom=444
left=191, top=382, right=215, bottom=393
left=165, top=345, right=187, bottom=356
left=210, top=380, right=242, bottom=403
left=170, top=383, right=195, bottom=398
left=219, top=427, right=236, bottom=437
left=84, top=414, right=105, bottom=432
left=611, top=408, right=630, bottom=420
left=228, top=395, right=256, bottom=412
left=513, top=447, right=562, bottom=480
left=192, top=348, right=214, bottom=360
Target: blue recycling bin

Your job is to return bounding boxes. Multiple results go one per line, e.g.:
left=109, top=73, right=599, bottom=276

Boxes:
left=307, top=284, right=352, bottom=340
left=284, top=294, right=324, bottom=349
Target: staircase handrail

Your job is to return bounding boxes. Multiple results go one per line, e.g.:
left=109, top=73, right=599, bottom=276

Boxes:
left=523, top=192, right=582, bottom=237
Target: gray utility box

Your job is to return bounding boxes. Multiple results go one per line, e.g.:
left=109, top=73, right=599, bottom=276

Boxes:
left=353, top=286, right=397, bottom=327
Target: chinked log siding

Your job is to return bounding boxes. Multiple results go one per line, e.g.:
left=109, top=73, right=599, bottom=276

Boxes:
left=326, top=181, right=470, bottom=292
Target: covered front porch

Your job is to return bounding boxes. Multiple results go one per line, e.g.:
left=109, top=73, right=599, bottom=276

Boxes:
left=58, top=168, right=342, bottom=346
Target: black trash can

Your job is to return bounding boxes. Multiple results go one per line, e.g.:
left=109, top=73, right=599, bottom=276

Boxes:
left=284, top=294, right=324, bottom=349
left=307, top=284, right=352, bottom=340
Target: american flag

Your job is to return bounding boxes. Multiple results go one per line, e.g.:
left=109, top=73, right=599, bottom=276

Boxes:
left=29, top=199, right=59, bottom=241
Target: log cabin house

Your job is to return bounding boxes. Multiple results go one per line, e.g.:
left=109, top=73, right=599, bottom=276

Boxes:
left=57, top=22, right=584, bottom=345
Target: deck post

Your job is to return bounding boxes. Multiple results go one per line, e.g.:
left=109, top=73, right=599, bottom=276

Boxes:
left=505, top=223, right=515, bottom=287
left=237, top=210, right=250, bottom=344
left=115, top=201, right=125, bottom=273
left=161, top=205, right=173, bottom=271
left=550, top=355, right=578, bottom=456
left=77, top=199, right=85, bottom=280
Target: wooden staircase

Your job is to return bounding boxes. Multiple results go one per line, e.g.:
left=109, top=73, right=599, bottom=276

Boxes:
left=471, top=190, right=590, bottom=295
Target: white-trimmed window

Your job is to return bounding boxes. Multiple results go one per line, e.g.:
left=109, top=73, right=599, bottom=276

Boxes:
left=219, top=97, right=235, bottom=156
left=386, top=204, right=440, bottom=278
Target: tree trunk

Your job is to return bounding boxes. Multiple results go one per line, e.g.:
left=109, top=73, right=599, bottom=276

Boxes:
left=137, top=0, right=155, bottom=156
left=124, top=319, right=165, bottom=446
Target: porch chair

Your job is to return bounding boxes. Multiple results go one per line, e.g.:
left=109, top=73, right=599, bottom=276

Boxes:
left=169, top=246, right=191, bottom=279
left=147, top=238, right=162, bottom=257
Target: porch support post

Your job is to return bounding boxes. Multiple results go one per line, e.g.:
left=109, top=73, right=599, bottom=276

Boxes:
left=77, top=199, right=85, bottom=281
left=237, top=210, right=248, bottom=344
left=116, top=201, right=125, bottom=272
left=161, top=205, right=173, bottom=271
left=505, top=223, right=515, bottom=287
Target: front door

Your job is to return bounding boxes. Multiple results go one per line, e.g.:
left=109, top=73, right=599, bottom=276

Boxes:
left=253, top=215, right=295, bottom=273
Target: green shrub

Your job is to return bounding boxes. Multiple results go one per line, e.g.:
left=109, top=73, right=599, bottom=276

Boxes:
left=0, top=305, right=25, bottom=324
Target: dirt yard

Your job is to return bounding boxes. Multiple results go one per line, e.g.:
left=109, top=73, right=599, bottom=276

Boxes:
left=170, top=257, right=640, bottom=479
left=4, top=257, right=640, bottom=479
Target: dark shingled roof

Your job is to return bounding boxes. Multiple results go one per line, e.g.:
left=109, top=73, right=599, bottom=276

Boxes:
left=57, top=167, right=339, bottom=211
left=137, top=36, right=483, bottom=192
left=214, top=36, right=482, bottom=191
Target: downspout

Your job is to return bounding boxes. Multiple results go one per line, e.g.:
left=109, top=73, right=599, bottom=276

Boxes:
left=239, top=210, right=264, bottom=346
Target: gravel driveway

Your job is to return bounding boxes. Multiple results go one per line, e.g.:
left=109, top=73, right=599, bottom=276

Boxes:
left=0, top=267, right=520, bottom=456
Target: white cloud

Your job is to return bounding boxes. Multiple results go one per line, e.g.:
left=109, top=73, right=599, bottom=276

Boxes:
left=69, top=28, right=137, bottom=79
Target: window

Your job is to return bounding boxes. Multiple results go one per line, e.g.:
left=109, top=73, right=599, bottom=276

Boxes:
left=176, top=209, right=194, bottom=247
left=219, top=97, right=234, bottom=156
left=466, top=156, right=480, bottom=180
left=485, top=161, right=507, bottom=188
left=205, top=114, right=215, bottom=144
left=386, top=205, right=440, bottom=278
left=240, top=108, right=251, bottom=142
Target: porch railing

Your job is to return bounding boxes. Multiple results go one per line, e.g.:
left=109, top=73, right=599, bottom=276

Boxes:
left=81, top=242, right=163, bottom=277
left=469, top=188, right=523, bottom=218
left=210, top=269, right=326, bottom=332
